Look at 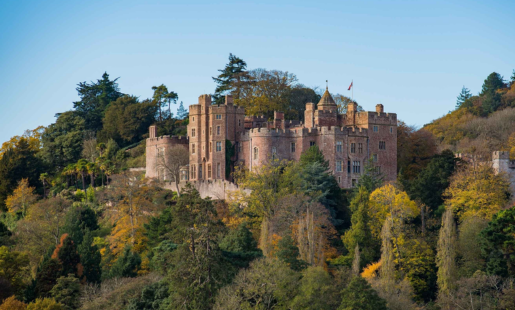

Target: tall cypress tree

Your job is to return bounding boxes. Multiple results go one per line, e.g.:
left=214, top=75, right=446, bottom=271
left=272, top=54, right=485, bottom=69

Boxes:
left=212, top=53, right=247, bottom=105
left=436, top=208, right=457, bottom=295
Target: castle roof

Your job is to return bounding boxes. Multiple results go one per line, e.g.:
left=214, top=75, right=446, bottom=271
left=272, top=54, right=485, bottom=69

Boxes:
left=318, top=87, right=336, bottom=106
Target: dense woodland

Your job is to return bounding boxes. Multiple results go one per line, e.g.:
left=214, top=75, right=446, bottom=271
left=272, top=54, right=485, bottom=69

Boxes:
left=1, top=54, right=515, bottom=309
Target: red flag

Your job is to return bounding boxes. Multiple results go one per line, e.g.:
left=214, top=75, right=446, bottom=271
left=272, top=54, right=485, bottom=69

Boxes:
left=348, top=82, right=353, bottom=90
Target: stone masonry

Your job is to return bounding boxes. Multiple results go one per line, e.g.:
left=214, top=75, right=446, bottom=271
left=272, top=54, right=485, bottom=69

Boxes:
left=146, top=88, right=397, bottom=189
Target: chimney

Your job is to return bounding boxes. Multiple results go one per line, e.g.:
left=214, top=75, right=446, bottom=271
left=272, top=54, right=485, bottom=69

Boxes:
left=225, top=95, right=234, bottom=106
left=149, top=125, right=157, bottom=138
left=376, top=104, right=384, bottom=113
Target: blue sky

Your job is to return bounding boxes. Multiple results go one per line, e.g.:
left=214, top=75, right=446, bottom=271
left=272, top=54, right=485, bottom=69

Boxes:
left=1, top=0, right=514, bottom=143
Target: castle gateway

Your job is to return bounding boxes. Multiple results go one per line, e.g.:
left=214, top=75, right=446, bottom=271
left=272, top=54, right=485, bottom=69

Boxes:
left=146, top=88, right=397, bottom=189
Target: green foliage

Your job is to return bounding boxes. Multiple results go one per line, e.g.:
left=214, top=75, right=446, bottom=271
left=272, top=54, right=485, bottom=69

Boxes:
left=457, top=216, right=488, bottom=277
left=152, top=84, right=178, bottom=121
left=27, top=297, right=64, bottom=310
left=285, top=85, right=321, bottom=121
left=290, top=266, right=339, bottom=310
left=338, top=276, right=388, bottom=310
left=176, top=101, right=188, bottom=119
left=107, top=247, right=141, bottom=279
left=212, top=53, right=247, bottom=105
left=0, top=246, right=30, bottom=295
left=0, top=221, right=11, bottom=247
left=299, top=145, right=329, bottom=169
left=143, top=207, right=173, bottom=250
left=49, top=275, right=80, bottom=310
left=77, top=230, right=101, bottom=284
left=456, top=86, right=472, bottom=109
left=276, top=234, right=307, bottom=271
left=479, top=206, right=515, bottom=277
left=56, top=236, right=81, bottom=278
left=73, top=72, right=123, bottom=132
left=150, top=240, right=177, bottom=273
left=220, top=223, right=258, bottom=253
left=34, top=259, right=62, bottom=298
left=356, top=158, right=384, bottom=194
left=62, top=204, right=99, bottom=245
left=126, top=280, right=169, bottom=310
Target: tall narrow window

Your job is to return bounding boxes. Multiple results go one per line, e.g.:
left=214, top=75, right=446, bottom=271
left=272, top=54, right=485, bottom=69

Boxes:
left=191, top=128, right=195, bottom=137
left=216, top=114, right=222, bottom=120
left=352, top=179, right=356, bottom=187
left=373, top=126, right=379, bottom=132
left=310, top=141, right=316, bottom=147
left=192, top=144, right=195, bottom=154
left=336, top=161, right=342, bottom=172
left=358, top=143, right=363, bottom=153
left=217, top=126, right=221, bottom=135
left=351, top=143, right=356, bottom=153
left=209, top=142, right=212, bottom=153
left=217, top=163, right=221, bottom=178
left=272, top=147, right=277, bottom=160
left=254, top=147, right=259, bottom=160
left=199, top=165, right=202, bottom=179
left=348, top=160, right=351, bottom=173
left=373, top=154, right=378, bottom=162
left=209, top=127, right=212, bottom=135
left=238, top=119, right=241, bottom=127
left=353, top=161, right=361, bottom=173
left=379, top=141, right=386, bottom=150
left=208, top=164, right=212, bottom=178
left=291, top=142, right=296, bottom=153
left=336, top=141, right=343, bottom=152
left=216, top=142, right=222, bottom=152
left=192, top=116, right=195, bottom=122
left=390, top=127, right=393, bottom=133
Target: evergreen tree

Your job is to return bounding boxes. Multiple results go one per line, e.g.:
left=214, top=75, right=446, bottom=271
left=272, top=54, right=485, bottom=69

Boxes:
left=212, top=53, right=247, bottom=105
left=480, top=72, right=505, bottom=114
left=34, top=259, right=62, bottom=298
left=50, top=275, right=80, bottom=310
left=456, top=86, right=472, bottom=109
left=151, top=84, right=178, bottom=121
left=511, top=69, right=515, bottom=85
left=56, top=236, right=81, bottom=278
left=77, top=230, right=101, bottom=284
left=107, top=246, right=141, bottom=279
left=176, top=101, right=188, bottom=119
left=219, top=223, right=258, bottom=253
left=356, top=158, right=384, bottom=193
left=276, top=234, right=307, bottom=271
left=436, top=208, right=457, bottom=295
left=299, top=145, right=329, bottom=169
left=73, top=72, right=123, bottom=132
left=338, top=276, right=388, bottom=310
left=63, top=204, right=99, bottom=246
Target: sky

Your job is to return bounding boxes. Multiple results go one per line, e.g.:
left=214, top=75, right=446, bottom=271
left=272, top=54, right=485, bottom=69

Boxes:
left=1, top=0, right=514, bottom=143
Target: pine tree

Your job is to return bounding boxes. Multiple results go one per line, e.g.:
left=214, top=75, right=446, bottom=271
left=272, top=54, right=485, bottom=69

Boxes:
left=338, top=276, right=388, bottom=310
left=436, top=208, right=457, bottom=295
left=455, top=86, right=472, bottom=109
left=152, top=84, right=178, bottom=121
left=77, top=230, right=101, bottom=284
left=176, top=101, right=188, bottom=119
left=212, top=53, right=247, bottom=105
left=54, top=235, right=81, bottom=278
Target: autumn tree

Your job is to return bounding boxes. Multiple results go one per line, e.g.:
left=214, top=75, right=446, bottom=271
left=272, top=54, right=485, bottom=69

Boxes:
left=0, top=246, right=30, bottom=295
left=457, top=215, right=488, bottom=277
left=156, top=145, right=189, bottom=195
left=212, top=53, right=248, bottom=105
left=105, top=172, right=164, bottom=255
left=444, top=164, right=510, bottom=220
left=52, top=234, right=81, bottom=278
left=6, top=178, right=38, bottom=216
left=26, top=298, right=65, bottom=310
left=0, top=296, right=27, bottom=310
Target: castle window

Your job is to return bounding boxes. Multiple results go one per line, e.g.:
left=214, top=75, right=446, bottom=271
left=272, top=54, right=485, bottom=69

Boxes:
left=158, top=168, right=165, bottom=181
left=291, top=142, right=296, bottom=153
left=208, top=164, right=212, bottom=178
left=217, top=163, right=221, bottom=178
left=352, top=179, right=357, bottom=187
left=390, top=127, right=393, bottom=134
left=358, top=143, right=363, bottom=153
left=351, top=143, right=356, bottom=153
left=192, top=117, right=195, bottom=122
left=239, top=119, right=241, bottom=127
left=199, top=165, right=203, bottom=179
left=336, top=161, right=342, bottom=172
left=310, top=141, right=316, bottom=147
left=272, top=147, right=277, bottom=160
left=373, top=126, right=379, bottom=132
left=336, top=141, right=343, bottom=152
left=210, top=127, right=212, bottom=135
left=191, top=144, right=195, bottom=154
left=376, top=166, right=381, bottom=174
left=181, top=169, right=188, bottom=181
left=348, top=161, right=351, bottom=173
left=217, top=126, right=221, bottom=135
left=373, top=154, right=378, bottom=162
left=216, top=142, right=222, bottom=152
left=191, top=128, right=195, bottom=137
left=254, top=147, right=259, bottom=160
left=238, top=142, right=242, bottom=153
left=191, top=165, right=196, bottom=179
left=216, top=114, right=222, bottom=120
left=209, top=142, right=212, bottom=153
left=379, top=141, right=386, bottom=150
left=158, top=147, right=165, bottom=157
left=352, top=161, right=361, bottom=174
left=338, top=176, right=341, bottom=184
left=202, top=129, right=205, bottom=135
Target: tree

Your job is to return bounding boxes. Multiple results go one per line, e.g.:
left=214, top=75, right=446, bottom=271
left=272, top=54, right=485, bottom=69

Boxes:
left=50, top=275, right=80, bottom=310
left=62, top=204, right=98, bottom=246
left=219, top=223, right=258, bottom=253
left=276, top=234, right=307, bottom=271
left=290, top=266, right=339, bottom=310
left=176, top=101, right=188, bottom=119
left=332, top=93, right=363, bottom=114
left=75, top=159, right=88, bottom=191
left=285, top=85, right=320, bottom=121
left=212, top=53, right=248, bottom=105
left=107, top=246, right=141, bottom=279
left=167, top=185, right=232, bottom=309
left=458, top=215, right=488, bottom=277
left=73, top=72, right=123, bottom=132
left=77, top=230, right=101, bottom=284
left=480, top=72, right=505, bottom=115
left=444, top=164, right=510, bottom=221
left=0, top=296, right=26, bottom=310
left=338, top=276, right=388, bottom=310
left=6, top=178, right=38, bottom=216
left=156, top=145, right=189, bottom=195
left=456, top=86, right=472, bottom=109
left=26, top=298, right=64, bottom=310
left=0, top=246, right=30, bottom=295
left=356, top=158, right=384, bottom=194
left=152, top=84, right=177, bottom=121
left=213, top=258, right=300, bottom=310
left=436, top=208, right=457, bottom=295
left=479, top=206, right=515, bottom=277
left=52, top=234, right=81, bottom=278
left=34, top=259, right=62, bottom=298
left=106, top=172, right=163, bottom=255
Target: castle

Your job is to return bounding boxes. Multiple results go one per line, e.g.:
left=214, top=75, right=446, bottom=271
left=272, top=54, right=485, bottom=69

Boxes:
left=146, top=88, right=398, bottom=190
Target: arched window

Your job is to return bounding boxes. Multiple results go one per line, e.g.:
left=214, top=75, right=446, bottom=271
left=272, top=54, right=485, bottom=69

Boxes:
left=271, top=147, right=277, bottom=160
left=254, top=147, right=259, bottom=160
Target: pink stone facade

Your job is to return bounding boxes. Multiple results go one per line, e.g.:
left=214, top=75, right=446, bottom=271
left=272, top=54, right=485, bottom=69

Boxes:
left=146, top=89, right=397, bottom=189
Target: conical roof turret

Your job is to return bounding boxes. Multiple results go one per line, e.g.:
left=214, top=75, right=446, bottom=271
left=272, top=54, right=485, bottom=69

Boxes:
left=318, top=86, right=336, bottom=106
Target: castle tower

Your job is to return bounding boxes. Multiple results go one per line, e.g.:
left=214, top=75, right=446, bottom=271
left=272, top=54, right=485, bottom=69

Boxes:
left=314, top=87, right=338, bottom=127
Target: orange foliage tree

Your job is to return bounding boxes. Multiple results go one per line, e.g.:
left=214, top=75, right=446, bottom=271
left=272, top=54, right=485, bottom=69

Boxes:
left=6, top=179, right=38, bottom=216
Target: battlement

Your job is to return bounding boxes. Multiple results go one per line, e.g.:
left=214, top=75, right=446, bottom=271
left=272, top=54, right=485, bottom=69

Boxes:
left=146, top=135, right=189, bottom=146
left=493, top=151, right=510, bottom=160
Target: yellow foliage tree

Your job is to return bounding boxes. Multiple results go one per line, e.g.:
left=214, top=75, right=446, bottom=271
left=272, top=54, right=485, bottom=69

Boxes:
left=0, top=126, right=44, bottom=159
left=6, top=179, right=38, bottom=216
left=26, top=298, right=64, bottom=310
left=105, top=172, right=164, bottom=256
left=444, top=164, right=510, bottom=220
left=368, top=184, right=419, bottom=238
left=361, top=261, right=381, bottom=279
left=0, top=296, right=27, bottom=310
